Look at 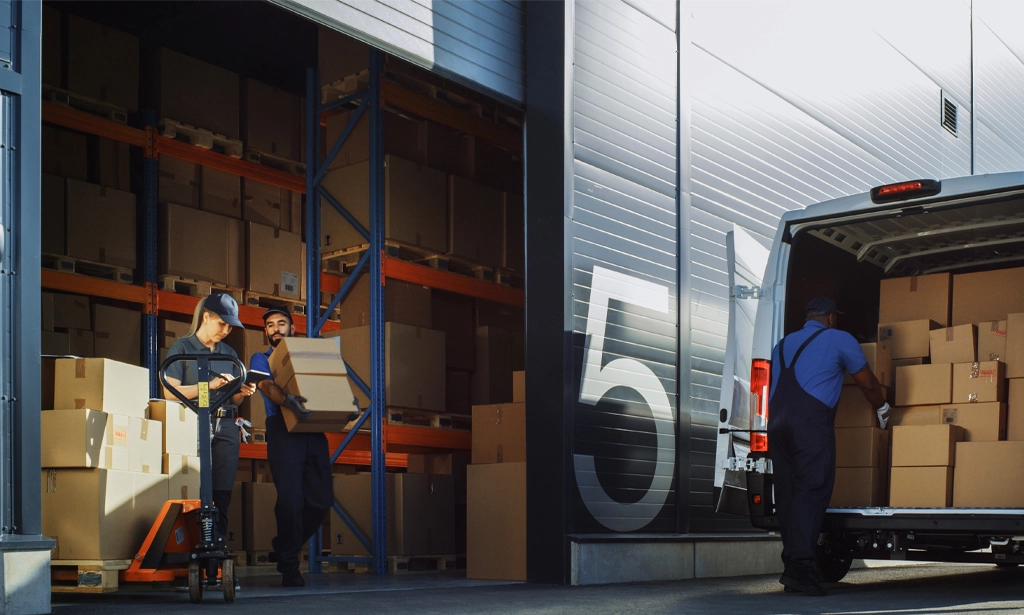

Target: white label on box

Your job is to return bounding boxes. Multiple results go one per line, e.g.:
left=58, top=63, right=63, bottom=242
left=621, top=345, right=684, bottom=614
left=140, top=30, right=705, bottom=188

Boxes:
left=281, top=271, right=299, bottom=295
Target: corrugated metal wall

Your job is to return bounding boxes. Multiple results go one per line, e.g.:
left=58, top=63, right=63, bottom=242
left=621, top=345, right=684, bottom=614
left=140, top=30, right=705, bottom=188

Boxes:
left=569, top=0, right=679, bottom=533
left=974, top=1, right=1024, bottom=174
left=682, top=1, right=976, bottom=530
left=270, top=0, right=525, bottom=104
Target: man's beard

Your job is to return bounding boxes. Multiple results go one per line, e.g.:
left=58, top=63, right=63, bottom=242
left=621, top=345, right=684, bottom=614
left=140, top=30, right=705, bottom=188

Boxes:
left=270, top=334, right=285, bottom=347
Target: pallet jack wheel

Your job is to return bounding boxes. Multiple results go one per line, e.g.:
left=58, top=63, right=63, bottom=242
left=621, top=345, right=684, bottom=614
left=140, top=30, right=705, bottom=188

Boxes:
left=188, top=562, right=203, bottom=604
left=222, top=559, right=236, bottom=603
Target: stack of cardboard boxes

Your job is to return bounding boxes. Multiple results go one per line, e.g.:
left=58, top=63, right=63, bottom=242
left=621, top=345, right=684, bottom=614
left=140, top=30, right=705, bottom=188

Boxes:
left=42, top=291, right=142, bottom=366
left=40, top=358, right=199, bottom=561
left=467, top=370, right=526, bottom=580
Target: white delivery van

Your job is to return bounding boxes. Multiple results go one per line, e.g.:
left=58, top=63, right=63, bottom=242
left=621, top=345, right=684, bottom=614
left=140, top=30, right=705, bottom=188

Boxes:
left=740, top=174, right=1024, bottom=581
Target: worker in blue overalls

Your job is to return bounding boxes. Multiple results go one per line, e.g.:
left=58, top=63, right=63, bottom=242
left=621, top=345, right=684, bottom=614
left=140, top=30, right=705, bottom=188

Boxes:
left=249, top=308, right=333, bottom=587
left=768, top=297, right=889, bottom=596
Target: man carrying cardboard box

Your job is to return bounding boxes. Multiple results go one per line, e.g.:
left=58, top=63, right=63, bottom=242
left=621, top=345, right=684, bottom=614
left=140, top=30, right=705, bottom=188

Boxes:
left=249, top=308, right=332, bottom=587
left=768, top=297, right=889, bottom=596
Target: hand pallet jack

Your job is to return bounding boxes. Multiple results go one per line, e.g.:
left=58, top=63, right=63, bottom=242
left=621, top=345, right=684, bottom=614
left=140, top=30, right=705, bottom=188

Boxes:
left=121, top=354, right=246, bottom=604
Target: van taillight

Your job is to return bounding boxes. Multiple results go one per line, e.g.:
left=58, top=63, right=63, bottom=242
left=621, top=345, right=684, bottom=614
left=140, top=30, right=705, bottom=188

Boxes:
left=750, top=359, right=771, bottom=452
left=869, top=179, right=941, bottom=203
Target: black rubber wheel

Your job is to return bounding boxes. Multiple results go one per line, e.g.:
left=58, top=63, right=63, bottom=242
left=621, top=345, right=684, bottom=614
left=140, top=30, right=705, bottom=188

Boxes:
left=188, top=562, right=203, bottom=604
left=222, top=559, right=236, bottom=603
left=814, top=535, right=854, bottom=583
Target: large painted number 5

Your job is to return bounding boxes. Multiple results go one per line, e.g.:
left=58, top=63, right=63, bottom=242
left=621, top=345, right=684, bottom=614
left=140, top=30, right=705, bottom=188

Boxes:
left=575, top=266, right=676, bottom=532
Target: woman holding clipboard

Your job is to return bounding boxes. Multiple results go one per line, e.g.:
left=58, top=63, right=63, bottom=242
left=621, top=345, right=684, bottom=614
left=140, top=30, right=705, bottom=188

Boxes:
left=163, top=292, right=255, bottom=582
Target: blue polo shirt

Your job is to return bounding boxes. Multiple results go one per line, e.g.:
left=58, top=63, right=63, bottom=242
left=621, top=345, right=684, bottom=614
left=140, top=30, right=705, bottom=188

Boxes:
left=249, top=348, right=280, bottom=417
left=769, top=320, right=868, bottom=408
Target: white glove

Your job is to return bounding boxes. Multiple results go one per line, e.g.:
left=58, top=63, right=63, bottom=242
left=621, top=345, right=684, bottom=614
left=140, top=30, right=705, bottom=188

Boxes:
left=235, top=417, right=253, bottom=443
left=875, top=402, right=891, bottom=430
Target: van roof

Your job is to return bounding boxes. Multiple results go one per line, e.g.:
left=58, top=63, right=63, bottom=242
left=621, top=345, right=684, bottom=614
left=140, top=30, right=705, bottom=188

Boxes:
left=781, top=171, right=1024, bottom=277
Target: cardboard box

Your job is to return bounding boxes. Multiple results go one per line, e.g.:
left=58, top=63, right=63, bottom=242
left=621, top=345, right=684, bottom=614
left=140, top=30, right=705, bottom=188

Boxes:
left=844, top=343, right=891, bottom=387
left=246, top=222, right=302, bottom=299
left=830, top=467, right=886, bottom=507
left=323, top=108, right=427, bottom=170
left=513, top=371, right=525, bottom=404
left=330, top=473, right=455, bottom=556
left=426, top=122, right=471, bottom=176
left=158, top=156, right=200, bottom=208
left=1008, top=379, right=1024, bottom=441
left=939, top=403, right=1005, bottom=442
left=504, top=193, right=525, bottom=272
left=52, top=293, right=91, bottom=330
left=42, top=331, right=70, bottom=356
left=154, top=47, right=239, bottom=138
left=69, top=329, right=95, bottom=358
left=149, top=400, right=198, bottom=456
left=335, top=323, right=446, bottom=411
left=40, top=409, right=124, bottom=469
left=98, top=138, right=131, bottom=192
left=835, top=386, right=888, bottom=428
left=242, top=178, right=286, bottom=229
left=161, top=203, right=245, bottom=288
left=472, top=326, right=513, bottom=405
left=94, top=305, right=141, bottom=366
left=129, top=418, right=162, bottom=475
left=449, top=175, right=505, bottom=268
left=952, top=266, right=1024, bottom=325
left=268, top=337, right=347, bottom=386
left=320, top=162, right=367, bottom=251
left=241, top=78, right=304, bottom=161
left=41, top=468, right=168, bottom=560
left=890, top=405, right=944, bottom=427
left=447, top=370, right=471, bottom=415
left=226, top=482, right=244, bottom=551
left=879, top=273, right=951, bottom=327
left=977, top=320, right=1008, bottom=362
left=66, top=179, right=136, bottom=269
left=878, top=320, right=941, bottom=360
left=243, top=482, right=277, bottom=551
left=1007, top=313, right=1024, bottom=378
left=103, top=413, right=131, bottom=471
left=201, top=166, right=242, bottom=219
left=472, top=403, right=526, bottom=464
left=42, top=174, right=65, bottom=255
left=891, top=424, right=963, bottom=467
left=952, top=361, right=1005, bottom=403
left=407, top=454, right=455, bottom=475
left=164, top=454, right=200, bottom=500
left=835, top=427, right=889, bottom=468
left=54, top=358, right=149, bottom=418
left=318, top=25, right=369, bottom=87
left=930, top=325, right=977, bottom=365
left=42, top=126, right=88, bottom=181
left=891, top=357, right=924, bottom=405
left=42, top=5, right=61, bottom=87
left=432, top=291, right=476, bottom=371
left=66, top=15, right=139, bottom=110
left=335, top=276, right=432, bottom=330
left=159, top=318, right=191, bottom=350
left=280, top=374, right=360, bottom=432
left=467, top=462, right=526, bottom=581
left=889, top=466, right=953, bottom=507
left=476, top=301, right=525, bottom=333
left=895, top=363, right=952, bottom=407
left=952, top=441, right=1024, bottom=507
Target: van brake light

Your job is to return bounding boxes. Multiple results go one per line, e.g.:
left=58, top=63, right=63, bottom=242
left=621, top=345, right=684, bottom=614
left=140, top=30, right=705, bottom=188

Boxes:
left=750, top=359, right=771, bottom=453
left=870, top=179, right=941, bottom=204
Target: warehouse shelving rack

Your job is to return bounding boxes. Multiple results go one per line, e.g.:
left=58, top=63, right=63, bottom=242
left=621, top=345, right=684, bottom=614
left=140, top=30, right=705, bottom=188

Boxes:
left=40, top=47, right=523, bottom=576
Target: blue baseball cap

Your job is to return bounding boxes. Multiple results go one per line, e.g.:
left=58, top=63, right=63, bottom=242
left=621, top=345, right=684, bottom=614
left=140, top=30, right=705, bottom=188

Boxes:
left=806, top=296, right=843, bottom=317
left=205, top=292, right=243, bottom=327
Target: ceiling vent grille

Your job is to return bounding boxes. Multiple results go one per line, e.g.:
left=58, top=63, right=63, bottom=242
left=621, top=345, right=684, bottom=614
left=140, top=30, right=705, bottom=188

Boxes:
left=943, top=96, right=958, bottom=136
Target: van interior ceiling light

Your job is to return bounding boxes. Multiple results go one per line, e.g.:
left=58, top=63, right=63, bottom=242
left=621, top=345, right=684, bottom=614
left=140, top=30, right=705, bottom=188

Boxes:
left=749, top=358, right=771, bottom=452
left=870, top=179, right=941, bottom=204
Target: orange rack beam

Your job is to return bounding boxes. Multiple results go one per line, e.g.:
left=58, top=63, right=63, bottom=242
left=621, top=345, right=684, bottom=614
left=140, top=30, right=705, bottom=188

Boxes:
left=384, top=258, right=524, bottom=307
left=240, top=442, right=408, bottom=468
left=41, top=270, right=149, bottom=304
left=42, top=102, right=150, bottom=150
left=154, top=136, right=305, bottom=193
left=154, top=290, right=339, bottom=335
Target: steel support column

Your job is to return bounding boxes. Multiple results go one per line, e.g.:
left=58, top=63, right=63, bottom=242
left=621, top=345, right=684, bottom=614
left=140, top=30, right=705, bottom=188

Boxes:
left=142, top=110, right=159, bottom=396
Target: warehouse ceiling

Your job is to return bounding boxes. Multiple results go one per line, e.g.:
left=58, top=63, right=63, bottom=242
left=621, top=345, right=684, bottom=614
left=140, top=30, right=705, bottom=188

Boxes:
left=49, top=1, right=317, bottom=97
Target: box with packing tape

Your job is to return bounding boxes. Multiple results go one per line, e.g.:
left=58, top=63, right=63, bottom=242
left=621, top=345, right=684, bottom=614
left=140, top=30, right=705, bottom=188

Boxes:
left=128, top=418, right=163, bottom=475
left=844, top=343, right=891, bottom=387
left=471, top=403, right=525, bottom=464
left=892, top=424, right=963, bottom=468
left=831, top=467, right=887, bottom=508
left=40, top=409, right=128, bottom=470
left=1007, top=313, right=1024, bottom=378
left=890, top=466, right=954, bottom=508
left=977, top=320, right=1007, bottom=363
left=929, top=324, right=977, bottom=365
left=895, top=363, right=952, bottom=407
left=148, top=399, right=198, bottom=456
left=835, top=385, right=889, bottom=428
left=953, top=441, right=1024, bottom=507
left=879, top=320, right=941, bottom=360
left=164, top=453, right=200, bottom=500
left=268, top=337, right=360, bottom=432
left=952, top=361, right=1005, bottom=404
left=54, top=358, right=150, bottom=418
left=879, top=273, right=951, bottom=327
left=835, top=427, right=889, bottom=468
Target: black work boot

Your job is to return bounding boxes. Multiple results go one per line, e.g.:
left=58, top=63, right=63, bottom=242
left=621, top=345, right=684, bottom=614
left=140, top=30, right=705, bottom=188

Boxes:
left=780, top=568, right=826, bottom=596
left=281, top=566, right=305, bottom=587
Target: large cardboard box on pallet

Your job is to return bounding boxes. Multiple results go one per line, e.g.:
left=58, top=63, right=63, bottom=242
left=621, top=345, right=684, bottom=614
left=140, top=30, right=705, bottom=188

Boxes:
left=472, top=326, right=513, bottom=405
left=94, top=304, right=142, bottom=366
left=98, top=138, right=131, bottom=192
left=54, top=358, right=149, bottom=418
left=153, top=47, right=240, bottom=139
left=895, top=363, right=952, bottom=407
left=333, top=323, right=446, bottom=412
left=66, top=15, right=139, bottom=111
left=448, top=175, right=505, bottom=269
left=66, top=179, right=137, bottom=269
left=330, top=473, right=455, bottom=557
left=879, top=320, right=941, bottom=360
left=70, top=329, right=95, bottom=358
left=447, top=370, right=472, bottom=415
left=41, top=468, right=168, bottom=560
left=953, top=441, right=1024, bottom=507
left=952, top=361, right=1005, bottom=403
left=40, top=409, right=128, bottom=470
left=42, top=174, right=65, bottom=255
left=952, top=266, right=1024, bottom=326
left=241, top=78, right=304, bottom=161
left=164, top=454, right=200, bottom=500
left=323, top=108, right=427, bottom=171
left=158, top=156, right=200, bottom=208
left=42, top=126, right=88, bottom=181
left=472, top=403, right=526, bottom=464
left=268, top=337, right=360, bottom=432
left=42, top=332, right=70, bottom=356
left=467, top=462, right=526, bottom=581
left=335, top=275, right=432, bottom=330
left=159, top=318, right=191, bottom=350
left=201, top=166, right=242, bottom=219
left=160, top=203, right=245, bottom=288
left=52, top=293, right=91, bottom=330
left=318, top=26, right=369, bottom=88
left=246, top=222, right=303, bottom=300
left=243, top=482, right=277, bottom=552
left=879, top=273, right=952, bottom=327
left=890, top=466, right=954, bottom=507
left=148, top=400, right=198, bottom=456
left=242, top=178, right=290, bottom=230
left=432, top=291, right=475, bottom=371
left=930, top=325, right=977, bottom=365
left=128, top=418, right=163, bottom=475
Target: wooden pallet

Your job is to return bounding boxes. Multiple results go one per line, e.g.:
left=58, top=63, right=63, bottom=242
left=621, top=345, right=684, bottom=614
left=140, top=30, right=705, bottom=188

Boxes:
left=42, top=253, right=134, bottom=284
left=159, top=118, right=244, bottom=159
left=51, top=559, right=131, bottom=594
left=344, top=554, right=458, bottom=575
left=321, top=240, right=512, bottom=287
left=43, top=85, right=129, bottom=124
left=243, top=292, right=306, bottom=316
left=386, top=408, right=470, bottom=430
left=158, top=275, right=244, bottom=303
left=321, top=70, right=370, bottom=103
left=251, top=428, right=266, bottom=444
left=244, top=148, right=306, bottom=177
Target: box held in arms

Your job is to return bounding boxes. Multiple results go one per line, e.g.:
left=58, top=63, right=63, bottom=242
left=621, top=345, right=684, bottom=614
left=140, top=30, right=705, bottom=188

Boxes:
left=267, top=337, right=359, bottom=432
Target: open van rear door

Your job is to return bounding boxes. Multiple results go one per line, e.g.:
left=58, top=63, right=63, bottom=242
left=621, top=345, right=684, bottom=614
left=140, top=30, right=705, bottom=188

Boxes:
left=715, top=226, right=770, bottom=515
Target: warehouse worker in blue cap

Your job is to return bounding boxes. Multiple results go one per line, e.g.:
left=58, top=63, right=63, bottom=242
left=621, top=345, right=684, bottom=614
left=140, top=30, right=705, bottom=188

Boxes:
left=768, top=296, right=888, bottom=596
left=163, top=292, right=255, bottom=587
left=249, top=307, right=333, bottom=588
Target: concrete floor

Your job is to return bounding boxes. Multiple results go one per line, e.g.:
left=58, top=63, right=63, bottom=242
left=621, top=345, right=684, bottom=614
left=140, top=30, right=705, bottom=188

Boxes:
left=50, top=562, right=1024, bottom=614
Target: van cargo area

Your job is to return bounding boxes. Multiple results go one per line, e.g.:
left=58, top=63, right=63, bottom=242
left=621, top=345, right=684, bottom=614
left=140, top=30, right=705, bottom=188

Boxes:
left=746, top=175, right=1024, bottom=582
